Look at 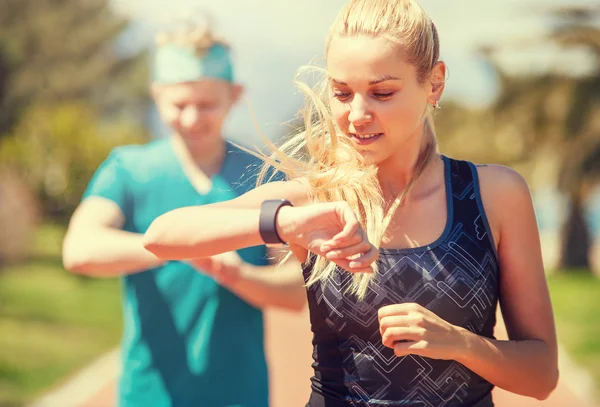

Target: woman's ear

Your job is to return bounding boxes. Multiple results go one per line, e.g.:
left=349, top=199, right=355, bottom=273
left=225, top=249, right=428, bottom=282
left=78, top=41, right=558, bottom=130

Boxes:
left=427, top=61, right=446, bottom=106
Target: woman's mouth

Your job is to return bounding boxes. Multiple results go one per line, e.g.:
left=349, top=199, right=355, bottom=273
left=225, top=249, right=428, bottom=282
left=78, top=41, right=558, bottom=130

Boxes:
left=349, top=132, right=383, bottom=146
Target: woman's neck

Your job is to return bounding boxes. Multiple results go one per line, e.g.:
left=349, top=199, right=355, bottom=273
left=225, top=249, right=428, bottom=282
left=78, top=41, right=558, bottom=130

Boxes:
left=376, top=129, right=437, bottom=201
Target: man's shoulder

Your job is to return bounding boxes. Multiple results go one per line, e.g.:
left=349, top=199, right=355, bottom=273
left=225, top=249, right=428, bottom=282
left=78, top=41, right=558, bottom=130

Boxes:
left=106, top=138, right=174, bottom=176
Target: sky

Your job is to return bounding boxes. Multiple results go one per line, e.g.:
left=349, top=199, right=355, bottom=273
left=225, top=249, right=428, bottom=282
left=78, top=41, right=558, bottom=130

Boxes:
left=109, top=0, right=598, bottom=144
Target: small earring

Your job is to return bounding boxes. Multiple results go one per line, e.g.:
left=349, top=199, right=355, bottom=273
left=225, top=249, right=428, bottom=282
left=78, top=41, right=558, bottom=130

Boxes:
left=433, top=100, right=441, bottom=109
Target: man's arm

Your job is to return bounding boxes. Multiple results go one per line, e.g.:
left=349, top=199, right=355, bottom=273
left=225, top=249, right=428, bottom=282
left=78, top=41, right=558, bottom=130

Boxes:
left=190, top=248, right=306, bottom=312
left=63, top=197, right=164, bottom=277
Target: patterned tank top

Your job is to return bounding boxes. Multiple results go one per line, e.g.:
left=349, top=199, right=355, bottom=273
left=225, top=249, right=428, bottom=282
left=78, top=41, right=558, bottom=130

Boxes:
left=303, top=157, right=500, bottom=407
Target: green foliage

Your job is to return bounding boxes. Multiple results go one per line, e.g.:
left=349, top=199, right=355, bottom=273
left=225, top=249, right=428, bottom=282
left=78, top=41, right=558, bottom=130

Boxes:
left=0, top=0, right=150, bottom=136
left=0, top=103, right=147, bottom=216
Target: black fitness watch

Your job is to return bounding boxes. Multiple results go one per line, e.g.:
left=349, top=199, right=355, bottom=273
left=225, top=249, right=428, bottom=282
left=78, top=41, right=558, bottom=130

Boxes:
left=259, top=199, right=293, bottom=245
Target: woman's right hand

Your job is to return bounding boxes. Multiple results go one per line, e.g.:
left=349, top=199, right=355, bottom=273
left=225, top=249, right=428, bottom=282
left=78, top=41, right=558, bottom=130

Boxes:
left=277, top=202, right=378, bottom=273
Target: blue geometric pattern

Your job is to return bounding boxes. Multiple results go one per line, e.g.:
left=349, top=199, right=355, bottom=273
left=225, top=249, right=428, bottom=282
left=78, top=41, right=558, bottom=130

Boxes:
left=303, top=157, right=499, bottom=407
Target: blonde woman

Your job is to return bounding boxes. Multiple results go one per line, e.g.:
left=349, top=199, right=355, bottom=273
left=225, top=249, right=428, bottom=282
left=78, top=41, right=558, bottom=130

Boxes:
left=62, top=18, right=305, bottom=407
left=143, top=1, right=558, bottom=405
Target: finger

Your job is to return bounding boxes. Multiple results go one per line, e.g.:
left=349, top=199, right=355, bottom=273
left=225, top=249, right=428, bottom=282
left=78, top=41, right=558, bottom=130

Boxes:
left=332, top=251, right=379, bottom=272
left=337, top=202, right=361, bottom=236
left=326, top=246, right=378, bottom=272
left=394, top=340, right=428, bottom=357
left=378, top=303, right=423, bottom=320
left=324, top=240, right=373, bottom=260
left=321, top=204, right=361, bottom=249
left=321, top=226, right=363, bottom=252
left=347, top=245, right=379, bottom=269
left=208, top=259, right=224, bottom=277
left=332, top=258, right=374, bottom=274
left=215, top=265, right=238, bottom=286
left=381, top=327, right=424, bottom=348
left=380, top=314, right=429, bottom=337
left=331, top=218, right=360, bottom=243
left=379, top=315, right=413, bottom=336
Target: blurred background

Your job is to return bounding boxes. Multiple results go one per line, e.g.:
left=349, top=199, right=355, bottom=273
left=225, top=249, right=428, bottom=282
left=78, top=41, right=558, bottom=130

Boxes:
left=0, top=0, right=599, bottom=406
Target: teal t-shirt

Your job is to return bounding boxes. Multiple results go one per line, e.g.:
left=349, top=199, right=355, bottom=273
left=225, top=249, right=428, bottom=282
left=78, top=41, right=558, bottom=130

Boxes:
left=83, top=138, right=270, bottom=407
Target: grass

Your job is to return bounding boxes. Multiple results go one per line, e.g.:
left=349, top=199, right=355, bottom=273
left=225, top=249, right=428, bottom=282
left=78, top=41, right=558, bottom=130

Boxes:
left=547, top=271, right=600, bottom=399
left=0, top=223, right=122, bottom=407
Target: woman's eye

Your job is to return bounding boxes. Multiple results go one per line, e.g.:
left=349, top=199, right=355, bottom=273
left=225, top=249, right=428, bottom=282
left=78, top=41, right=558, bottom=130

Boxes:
left=373, top=92, right=395, bottom=99
left=333, top=92, right=351, bottom=101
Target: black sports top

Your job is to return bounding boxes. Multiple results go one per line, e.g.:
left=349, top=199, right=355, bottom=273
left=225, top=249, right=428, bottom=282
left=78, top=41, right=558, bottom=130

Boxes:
left=303, top=157, right=499, bottom=407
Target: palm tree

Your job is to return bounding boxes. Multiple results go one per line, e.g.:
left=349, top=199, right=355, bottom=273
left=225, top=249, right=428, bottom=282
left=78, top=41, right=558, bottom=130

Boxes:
left=551, top=6, right=600, bottom=269
left=481, top=5, right=600, bottom=270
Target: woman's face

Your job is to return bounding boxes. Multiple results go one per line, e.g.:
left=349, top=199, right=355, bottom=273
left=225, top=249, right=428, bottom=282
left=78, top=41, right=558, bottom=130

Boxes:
left=327, top=35, right=443, bottom=165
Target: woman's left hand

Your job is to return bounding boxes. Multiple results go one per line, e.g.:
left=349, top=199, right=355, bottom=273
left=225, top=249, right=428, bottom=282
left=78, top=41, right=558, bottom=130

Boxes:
left=378, top=303, right=468, bottom=361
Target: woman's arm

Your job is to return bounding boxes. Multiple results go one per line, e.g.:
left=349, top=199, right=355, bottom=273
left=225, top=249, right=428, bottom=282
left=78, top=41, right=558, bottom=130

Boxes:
left=143, top=179, right=379, bottom=273
left=456, top=165, right=558, bottom=399
left=143, top=180, right=309, bottom=259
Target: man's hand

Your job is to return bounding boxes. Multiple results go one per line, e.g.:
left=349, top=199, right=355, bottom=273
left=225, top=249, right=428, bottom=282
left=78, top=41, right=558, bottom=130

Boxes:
left=189, top=252, right=244, bottom=287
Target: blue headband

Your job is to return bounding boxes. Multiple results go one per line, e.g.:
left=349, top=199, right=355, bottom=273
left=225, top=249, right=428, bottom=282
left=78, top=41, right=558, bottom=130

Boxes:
left=153, top=43, right=234, bottom=84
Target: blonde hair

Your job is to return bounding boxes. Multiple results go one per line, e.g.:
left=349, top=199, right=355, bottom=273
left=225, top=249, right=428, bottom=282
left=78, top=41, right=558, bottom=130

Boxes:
left=257, top=0, right=442, bottom=299
left=154, top=15, right=230, bottom=56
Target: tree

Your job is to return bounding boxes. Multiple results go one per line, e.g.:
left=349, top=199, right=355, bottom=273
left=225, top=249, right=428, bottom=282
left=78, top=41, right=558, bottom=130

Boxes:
left=482, top=5, right=600, bottom=270
left=550, top=6, right=600, bottom=269
left=0, top=103, right=147, bottom=218
left=0, top=0, right=150, bottom=137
